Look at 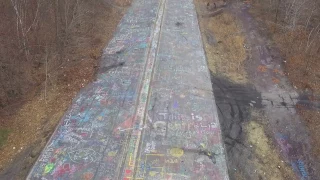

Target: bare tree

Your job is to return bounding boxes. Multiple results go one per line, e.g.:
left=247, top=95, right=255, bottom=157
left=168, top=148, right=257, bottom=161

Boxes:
left=10, top=0, right=40, bottom=61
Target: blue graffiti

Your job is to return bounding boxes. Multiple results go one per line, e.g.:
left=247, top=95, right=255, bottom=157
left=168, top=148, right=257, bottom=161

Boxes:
left=275, top=133, right=288, bottom=140
left=297, top=159, right=308, bottom=179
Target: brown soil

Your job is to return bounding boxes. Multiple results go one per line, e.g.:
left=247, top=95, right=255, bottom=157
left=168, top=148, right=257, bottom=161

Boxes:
left=297, top=105, right=320, bottom=157
left=245, top=110, right=296, bottom=180
left=296, top=104, right=320, bottom=178
left=249, top=1, right=320, bottom=176
left=195, top=0, right=248, bottom=84
left=0, top=0, right=131, bottom=179
left=194, top=0, right=302, bottom=179
left=249, top=3, right=320, bottom=94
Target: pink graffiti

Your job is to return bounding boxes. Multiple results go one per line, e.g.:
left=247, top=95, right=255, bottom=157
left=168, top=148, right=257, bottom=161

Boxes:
left=53, top=163, right=71, bottom=178
left=113, top=116, right=134, bottom=133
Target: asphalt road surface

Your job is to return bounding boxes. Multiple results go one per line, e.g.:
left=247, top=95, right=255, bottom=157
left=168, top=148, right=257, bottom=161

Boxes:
left=27, top=0, right=229, bottom=179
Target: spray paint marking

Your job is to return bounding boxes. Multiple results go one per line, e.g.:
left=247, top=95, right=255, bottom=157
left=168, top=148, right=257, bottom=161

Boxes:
left=122, top=0, right=166, bottom=179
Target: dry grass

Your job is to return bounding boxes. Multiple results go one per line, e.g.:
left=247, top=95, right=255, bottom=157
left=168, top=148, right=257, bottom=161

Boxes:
left=0, top=1, right=129, bottom=177
left=195, top=1, right=299, bottom=179
left=245, top=110, right=297, bottom=180
left=250, top=5, right=320, bottom=176
left=0, top=58, right=96, bottom=171
left=195, top=1, right=247, bottom=83
left=276, top=30, right=320, bottom=93
left=113, top=0, right=131, bottom=6
left=233, top=171, right=246, bottom=180
left=0, top=0, right=130, bottom=107
left=297, top=106, right=320, bottom=157
left=250, top=4, right=320, bottom=94
left=0, top=129, right=10, bottom=148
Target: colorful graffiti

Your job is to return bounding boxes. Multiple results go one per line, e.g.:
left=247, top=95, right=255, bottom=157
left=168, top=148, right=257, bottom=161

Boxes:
left=276, top=133, right=309, bottom=179
left=27, top=0, right=229, bottom=179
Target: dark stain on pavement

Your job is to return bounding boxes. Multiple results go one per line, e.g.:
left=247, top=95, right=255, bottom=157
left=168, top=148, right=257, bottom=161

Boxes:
left=175, top=22, right=183, bottom=27
left=209, top=72, right=262, bottom=153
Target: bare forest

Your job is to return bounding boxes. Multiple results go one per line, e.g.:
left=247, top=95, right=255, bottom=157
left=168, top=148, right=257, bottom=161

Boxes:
left=0, top=0, right=129, bottom=178
left=251, top=0, right=320, bottom=93
left=251, top=0, right=320, bottom=160
left=0, top=0, right=319, bottom=179
left=0, top=0, right=129, bottom=108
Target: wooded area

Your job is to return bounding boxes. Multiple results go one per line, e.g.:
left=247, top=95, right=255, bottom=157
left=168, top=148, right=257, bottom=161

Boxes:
left=251, top=0, right=320, bottom=170
left=251, top=0, right=320, bottom=93
left=0, top=0, right=130, bottom=108
left=0, top=1, right=128, bottom=178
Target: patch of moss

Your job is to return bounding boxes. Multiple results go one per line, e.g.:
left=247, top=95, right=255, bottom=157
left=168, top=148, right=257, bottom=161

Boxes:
left=0, top=128, right=10, bottom=147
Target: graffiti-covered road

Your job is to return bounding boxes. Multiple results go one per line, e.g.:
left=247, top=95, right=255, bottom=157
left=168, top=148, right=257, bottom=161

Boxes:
left=27, top=0, right=229, bottom=179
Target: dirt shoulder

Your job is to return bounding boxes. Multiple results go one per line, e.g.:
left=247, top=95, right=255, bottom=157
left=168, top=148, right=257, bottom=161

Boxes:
left=0, top=1, right=130, bottom=179
left=249, top=0, right=320, bottom=170
left=195, top=0, right=247, bottom=83
left=195, top=0, right=319, bottom=179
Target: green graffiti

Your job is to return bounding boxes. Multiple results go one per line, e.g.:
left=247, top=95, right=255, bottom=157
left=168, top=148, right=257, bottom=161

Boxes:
left=44, top=163, right=55, bottom=174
